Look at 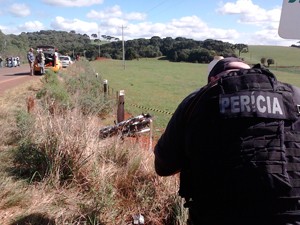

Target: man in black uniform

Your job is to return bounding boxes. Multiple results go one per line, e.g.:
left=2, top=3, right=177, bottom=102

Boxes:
left=154, top=57, right=300, bottom=225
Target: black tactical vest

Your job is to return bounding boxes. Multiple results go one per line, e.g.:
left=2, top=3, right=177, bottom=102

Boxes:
left=180, top=66, right=300, bottom=215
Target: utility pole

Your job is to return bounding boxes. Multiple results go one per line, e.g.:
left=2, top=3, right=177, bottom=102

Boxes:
left=121, top=25, right=126, bottom=70
left=98, top=29, right=101, bottom=58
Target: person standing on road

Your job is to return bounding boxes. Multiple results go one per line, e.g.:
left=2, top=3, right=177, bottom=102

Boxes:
left=154, top=57, right=300, bottom=225
left=36, top=49, right=45, bottom=74
left=27, top=48, right=35, bottom=76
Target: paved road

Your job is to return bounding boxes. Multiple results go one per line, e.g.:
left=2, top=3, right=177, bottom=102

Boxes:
left=0, top=64, right=40, bottom=95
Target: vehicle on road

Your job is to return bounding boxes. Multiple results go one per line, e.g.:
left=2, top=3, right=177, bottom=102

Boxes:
left=34, top=45, right=61, bottom=75
left=59, top=55, right=73, bottom=68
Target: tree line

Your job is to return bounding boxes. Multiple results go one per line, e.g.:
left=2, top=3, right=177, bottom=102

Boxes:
left=0, top=29, right=249, bottom=63
left=99, top=36, right=249, bottom=63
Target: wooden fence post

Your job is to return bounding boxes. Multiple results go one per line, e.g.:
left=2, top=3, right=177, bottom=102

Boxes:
left=117, top=90, right=125, bottom=123
left=103, top=79, right=108, bottom=97
left=116, top=91, right=119, bottom=105
left=27, top=96, right=35, bottom=114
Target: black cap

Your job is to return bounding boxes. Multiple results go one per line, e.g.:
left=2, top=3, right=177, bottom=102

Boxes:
left=208, top=57, right=245, bottom=80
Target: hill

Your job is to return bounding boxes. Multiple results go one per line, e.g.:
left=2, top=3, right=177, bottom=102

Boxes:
left=1, top=29, right=299, bottom=67
left=241, top=45, right=300, bottom=67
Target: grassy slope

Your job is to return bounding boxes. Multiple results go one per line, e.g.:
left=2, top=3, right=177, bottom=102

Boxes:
left=0, top=64, right=181, bottom=224
left=91, top=45, right=300, bottom=130
left=92, top=59, right=208, bottom=131
left=241, top=45, right=300, bottom=67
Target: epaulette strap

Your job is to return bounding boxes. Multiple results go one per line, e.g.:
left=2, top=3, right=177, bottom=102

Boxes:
left=218, top=68, right=276, bottom=94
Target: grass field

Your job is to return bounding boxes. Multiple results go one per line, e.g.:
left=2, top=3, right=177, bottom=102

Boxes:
left=91, top=59, right=208, bottom=131
left=91, top=46, right=300, bottom=132
left=241, top=45, right=300, bottom=67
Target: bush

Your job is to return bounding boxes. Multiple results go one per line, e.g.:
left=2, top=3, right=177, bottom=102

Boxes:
left=12, top=141, right=49, bottom=182
left=15, top=110, right=35, bottom=142
left=260, top=57, right=266, bottom=66
left=267, top=58, right=275, bottom=67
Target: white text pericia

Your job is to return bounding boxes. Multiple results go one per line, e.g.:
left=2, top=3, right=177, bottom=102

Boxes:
left=220, top=91, right=285, bottom=118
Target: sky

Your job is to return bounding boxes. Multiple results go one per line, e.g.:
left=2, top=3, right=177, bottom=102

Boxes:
left=0, top=0, right=298, bottom=46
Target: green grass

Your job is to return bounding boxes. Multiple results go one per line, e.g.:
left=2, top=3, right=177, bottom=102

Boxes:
left=91, top=47, right=300, bottom=132
left=241, top=45, right=300, bottom=67
left=240, top=45, right=300, bottom=86
left=91, top=58, right=208, bottom=130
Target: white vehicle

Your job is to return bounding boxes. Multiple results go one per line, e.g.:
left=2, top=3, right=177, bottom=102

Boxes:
left=59, top=55, right=73, bottom=68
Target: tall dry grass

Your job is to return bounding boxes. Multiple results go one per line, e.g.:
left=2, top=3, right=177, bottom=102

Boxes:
left=0, top=60, right=187, bottom=224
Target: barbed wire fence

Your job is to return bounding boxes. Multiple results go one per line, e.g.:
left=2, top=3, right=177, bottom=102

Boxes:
left=102, top=81, right=174, bottom=117
left=99, top=77, right=174, bottom=150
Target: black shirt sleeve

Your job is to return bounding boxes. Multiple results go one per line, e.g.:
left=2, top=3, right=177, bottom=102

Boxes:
left=154, top=90, right=199, bottom=176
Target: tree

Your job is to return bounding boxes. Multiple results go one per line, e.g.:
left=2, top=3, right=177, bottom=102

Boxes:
left=188, top=48, right=210, bottom=63
left=91, top=34, right=97, bottom=38
left=150, top=36, right=161, bottom=47
left=161, top=37, right=174, bottom=55
left=83, top=34, right=90, bottom=38
left=177, top=49, right=190, bottom=62
left=125, top=48, right=138, bottom=60
left=267, top=58, right=275, bottom=67
left=0, top=29, right=248, bottom=63
left=234, top=43, right=248, bottom=57
left=260, top=57, right=266, bottom=66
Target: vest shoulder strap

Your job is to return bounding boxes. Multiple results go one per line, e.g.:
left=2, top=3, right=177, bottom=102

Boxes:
left=218, top=66, right=277, bottom=93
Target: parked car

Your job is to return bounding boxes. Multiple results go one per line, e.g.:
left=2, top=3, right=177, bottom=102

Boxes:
left=34, top=45, right=61, bottom=75
left=59, top=55, right=73, bottom=68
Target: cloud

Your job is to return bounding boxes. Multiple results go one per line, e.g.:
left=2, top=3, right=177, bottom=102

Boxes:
left=214, top=0, right=290, bottom=45
left=0, top=0, right=296, bottom=46
left=18, top=21, right=45, bottom=32
left=46, top=13, right=243, bottom=45
left=86, top=10, right=240, bottom=44
left=124, top=12, right=147, bottom=21
left=170, top=16, right=207, bottom=29
left=217, top=0, right=257, bottom=14
left=42, top=0, right=104, bottom=7
left=87, top=5, right=146, bottom=21
left=115, top=15, right=241, bottom=43
left=101, top=18, right=128, bottom=27
left=9, top=3, right=31, bottom=17
left=217, top=0, right=281, bottom=26
left=247, top=29, right=295, bottom=46
left=24, top=1, right=287, bottom=47
left=87, top=5, right=123, bottom=20
left=51, top=16, right=98, bottom=34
